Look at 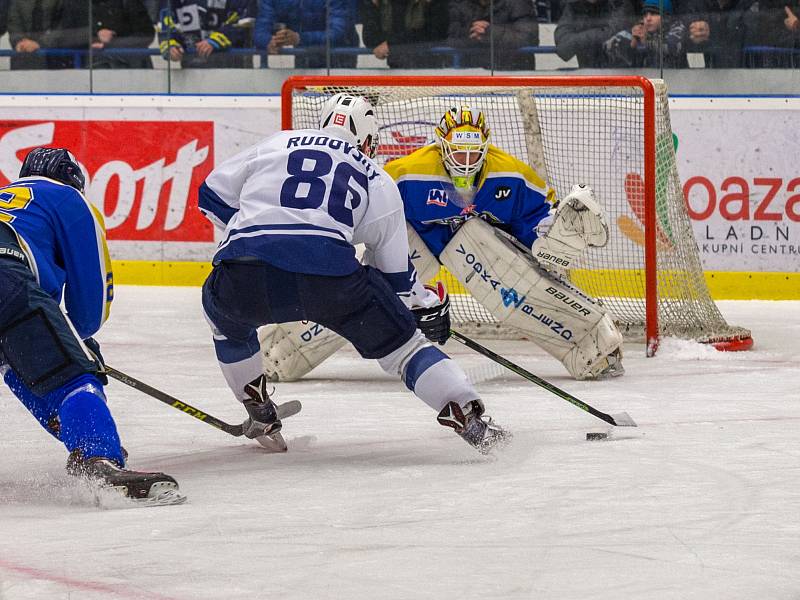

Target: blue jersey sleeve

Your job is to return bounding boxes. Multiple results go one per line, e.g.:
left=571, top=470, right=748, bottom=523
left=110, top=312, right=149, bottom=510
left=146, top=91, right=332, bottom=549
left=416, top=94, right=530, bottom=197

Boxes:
left=299, top=0, right=350, bottom=46
left=254, top=0, right=274, bottom=48
left=510, top=180, right=552, bottom=249
left=56, top=190, right=113, bottom=339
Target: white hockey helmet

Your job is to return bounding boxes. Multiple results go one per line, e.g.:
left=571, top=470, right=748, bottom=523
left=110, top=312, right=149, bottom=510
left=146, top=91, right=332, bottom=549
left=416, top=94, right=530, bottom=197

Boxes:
left=435, top=105, right=490, bottom=185
left=319, top=93, right=379, bottom=158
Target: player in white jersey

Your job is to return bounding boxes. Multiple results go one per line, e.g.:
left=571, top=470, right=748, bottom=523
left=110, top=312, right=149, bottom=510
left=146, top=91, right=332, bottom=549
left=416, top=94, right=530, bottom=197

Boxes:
left=199, top=94, right=509, bottom=454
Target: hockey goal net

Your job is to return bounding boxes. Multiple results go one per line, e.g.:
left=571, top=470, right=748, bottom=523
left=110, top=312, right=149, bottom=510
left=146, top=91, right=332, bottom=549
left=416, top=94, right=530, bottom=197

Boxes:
left=282, top=75, right=752, bottom=354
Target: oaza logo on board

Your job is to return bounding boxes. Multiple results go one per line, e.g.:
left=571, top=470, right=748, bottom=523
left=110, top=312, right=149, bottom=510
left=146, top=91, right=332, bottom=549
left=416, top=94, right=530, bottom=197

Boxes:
left=620, top=133, right=800, bottom=254
left=0, top=120, right=214, bottom=242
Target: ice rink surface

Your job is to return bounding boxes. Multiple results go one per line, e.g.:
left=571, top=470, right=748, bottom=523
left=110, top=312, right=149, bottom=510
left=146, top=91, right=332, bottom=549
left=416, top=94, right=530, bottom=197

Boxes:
left=1, top=286, right=799, bottom=600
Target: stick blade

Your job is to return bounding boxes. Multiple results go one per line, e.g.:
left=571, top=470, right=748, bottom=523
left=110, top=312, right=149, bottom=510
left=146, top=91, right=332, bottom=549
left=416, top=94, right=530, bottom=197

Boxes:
left=277, top=400, right=302, bottom=420
left=611, top=412, right=637, bottom=427
left=255, top=431, right=288, bottom=452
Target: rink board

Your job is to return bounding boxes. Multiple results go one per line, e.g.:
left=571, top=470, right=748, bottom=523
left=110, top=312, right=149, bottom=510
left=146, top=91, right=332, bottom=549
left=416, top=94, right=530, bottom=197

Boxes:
left=112, top=259, right=800, bottom=300
left=0, top=94, right=797, bottom=298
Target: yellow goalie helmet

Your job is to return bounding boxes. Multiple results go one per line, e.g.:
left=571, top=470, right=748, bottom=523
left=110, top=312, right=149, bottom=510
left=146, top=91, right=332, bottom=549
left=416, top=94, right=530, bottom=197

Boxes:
left=435, top=106, right=490, bottom=187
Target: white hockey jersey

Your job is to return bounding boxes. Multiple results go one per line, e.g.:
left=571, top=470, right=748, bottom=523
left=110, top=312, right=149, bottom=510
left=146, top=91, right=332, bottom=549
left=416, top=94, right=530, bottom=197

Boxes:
left=199, top=129, right=420, bottom=299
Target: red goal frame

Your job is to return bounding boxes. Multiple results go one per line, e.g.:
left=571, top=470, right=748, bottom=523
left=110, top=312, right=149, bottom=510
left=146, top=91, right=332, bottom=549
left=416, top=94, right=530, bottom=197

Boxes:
left=281, top=75, right=752, bottom=355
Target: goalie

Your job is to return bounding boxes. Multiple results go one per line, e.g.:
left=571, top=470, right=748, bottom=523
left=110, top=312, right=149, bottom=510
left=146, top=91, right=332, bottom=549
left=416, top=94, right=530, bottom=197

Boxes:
left=260, top=105, right=625, bottom=382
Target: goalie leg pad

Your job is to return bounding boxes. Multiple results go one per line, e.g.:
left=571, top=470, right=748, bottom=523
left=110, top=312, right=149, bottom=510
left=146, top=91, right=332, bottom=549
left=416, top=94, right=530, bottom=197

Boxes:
left=440, top=218, right=623, bottom=380
left=406, top=223, right=441, bottom=284
left=258, top=321, right=348, bottom=382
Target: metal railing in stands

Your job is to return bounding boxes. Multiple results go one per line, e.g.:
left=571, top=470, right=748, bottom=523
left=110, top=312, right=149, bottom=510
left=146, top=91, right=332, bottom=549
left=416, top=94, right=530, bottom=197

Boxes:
left=743, top=46, right=800, bottom=68
left=5, top=46, right=795, bottom=71
left=0, top=46, right=558, bottom=70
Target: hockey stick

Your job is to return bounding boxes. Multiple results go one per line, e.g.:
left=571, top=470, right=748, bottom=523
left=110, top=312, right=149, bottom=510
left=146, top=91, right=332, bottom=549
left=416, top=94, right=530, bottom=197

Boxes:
left=449, top=330, right=637, bottom=427
left=106, top=366, right=247, bottom=436
left=105, top=366, right=302, bottom=437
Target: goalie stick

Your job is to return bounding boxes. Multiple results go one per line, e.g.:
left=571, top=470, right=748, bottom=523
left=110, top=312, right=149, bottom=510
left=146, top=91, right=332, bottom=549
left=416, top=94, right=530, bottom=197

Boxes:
left=449, top=330, right=637, bottom=427
left=105, top=366, right=302, bottom=437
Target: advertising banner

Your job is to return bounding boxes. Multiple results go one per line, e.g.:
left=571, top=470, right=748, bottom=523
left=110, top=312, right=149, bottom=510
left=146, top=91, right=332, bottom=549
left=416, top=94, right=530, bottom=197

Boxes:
left=671, top=103, right=800, bottom=272
left=0, top=96, right=280, bottom=263
left=0, top=95, right=796, bottom=286
left=0, top=119, right=214, bottom=242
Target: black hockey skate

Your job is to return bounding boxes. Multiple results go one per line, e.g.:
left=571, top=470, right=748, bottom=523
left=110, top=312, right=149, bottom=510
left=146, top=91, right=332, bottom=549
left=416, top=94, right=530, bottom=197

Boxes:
left=242, top=374, right=287, bottom=452
left=437, top=400, right=511, bottom=454
left=66, top=450, right=186, bottom=506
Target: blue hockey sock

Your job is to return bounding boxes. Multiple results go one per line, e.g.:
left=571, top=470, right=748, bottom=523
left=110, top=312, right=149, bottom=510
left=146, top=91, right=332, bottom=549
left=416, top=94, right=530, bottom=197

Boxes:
left=56, top=375, right=124, bottom=465
left=3, top=368, right=62, bottom=440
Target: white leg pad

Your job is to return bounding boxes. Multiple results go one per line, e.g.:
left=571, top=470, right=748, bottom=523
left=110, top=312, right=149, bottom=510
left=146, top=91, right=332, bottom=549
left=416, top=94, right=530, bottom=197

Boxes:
left=440, top=218, right=624, bottom=380
left=258, top=321, right=348, bottom=382
left=406, top=223, right=441, bottom=284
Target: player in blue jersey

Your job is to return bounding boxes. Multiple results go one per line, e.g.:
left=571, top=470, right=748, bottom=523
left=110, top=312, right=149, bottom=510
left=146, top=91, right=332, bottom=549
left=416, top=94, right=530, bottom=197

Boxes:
left=0, top=148, right=185, bottom=506
left=260, top=105, right=625, bottom=382
left=199, top=94, right=509, bottom=454
left=159, top=0, right=257, bottom=68
left=386, top=106, right=555, bottom=257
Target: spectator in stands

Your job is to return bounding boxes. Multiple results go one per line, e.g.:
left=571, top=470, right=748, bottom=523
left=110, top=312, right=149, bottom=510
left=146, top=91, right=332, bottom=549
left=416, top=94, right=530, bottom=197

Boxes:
left=56, top=0, right=155, bottom=69
left=742, top=0, right=800, bottom=65
left=555, top=0, right=636, bottom=67
left=684, top=0, right=759, bottom=66
left=447, top=0, right=540, bottom=70
left=360, top=0, right=449, bottom=69
left=605, top=0, right=688, bottom=66
left=7, top=0, right=65, bottom=69
left=159, top=0, right=257, bottom=68
left=254, top=0, right=358, bottom=68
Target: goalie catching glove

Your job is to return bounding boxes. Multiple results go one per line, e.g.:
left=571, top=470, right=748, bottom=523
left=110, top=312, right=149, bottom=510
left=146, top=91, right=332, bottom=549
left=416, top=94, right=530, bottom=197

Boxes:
left=411, top=281, right=451, bottom=345
left=532, top=184, right=609, bottom=272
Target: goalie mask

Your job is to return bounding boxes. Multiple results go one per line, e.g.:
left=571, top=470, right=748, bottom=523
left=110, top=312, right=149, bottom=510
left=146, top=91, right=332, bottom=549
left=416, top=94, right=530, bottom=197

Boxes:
left=319, top=93, right=379, bottom=158
left=435, top=106, right=490, bottom=190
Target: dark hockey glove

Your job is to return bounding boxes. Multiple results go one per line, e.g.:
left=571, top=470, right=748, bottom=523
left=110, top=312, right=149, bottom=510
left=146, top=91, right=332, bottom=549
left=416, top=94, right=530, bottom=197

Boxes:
left=412, top=282, right=451, bottom=345
left=84, top=337, right=108, bottom=385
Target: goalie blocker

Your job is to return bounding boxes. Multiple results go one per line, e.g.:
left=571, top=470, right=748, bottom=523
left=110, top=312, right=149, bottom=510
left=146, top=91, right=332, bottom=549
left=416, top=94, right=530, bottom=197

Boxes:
left=437, top=217, right=624, bottom=380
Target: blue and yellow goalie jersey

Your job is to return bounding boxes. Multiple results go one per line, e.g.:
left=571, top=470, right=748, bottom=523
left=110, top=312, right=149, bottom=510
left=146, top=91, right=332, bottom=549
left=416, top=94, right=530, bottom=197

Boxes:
left=0, top=177, right=113, bottom=340
left=385, top=144, right=556, bottom=257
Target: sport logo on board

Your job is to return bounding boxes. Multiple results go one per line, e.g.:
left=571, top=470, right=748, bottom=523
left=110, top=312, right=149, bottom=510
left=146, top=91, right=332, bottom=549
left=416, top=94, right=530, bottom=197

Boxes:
left=0, top=120, right=214, bottom=242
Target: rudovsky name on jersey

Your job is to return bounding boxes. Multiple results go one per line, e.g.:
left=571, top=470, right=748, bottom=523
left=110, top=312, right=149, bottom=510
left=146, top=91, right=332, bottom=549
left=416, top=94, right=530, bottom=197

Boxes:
left=286, top=135, right=380, bottom=181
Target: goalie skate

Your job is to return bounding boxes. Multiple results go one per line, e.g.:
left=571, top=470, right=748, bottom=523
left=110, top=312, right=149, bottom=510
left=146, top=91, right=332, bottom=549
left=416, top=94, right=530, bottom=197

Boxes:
left=594, top=348, right=625, bottom=379
left=66, top=450, right=187, bottom=507
left=437, top=400, right=511, bottom=454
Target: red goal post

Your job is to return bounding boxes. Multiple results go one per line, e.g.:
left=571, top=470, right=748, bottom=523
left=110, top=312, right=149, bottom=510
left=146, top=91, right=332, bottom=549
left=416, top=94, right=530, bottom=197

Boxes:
left=281, top=75, right=753, bottom=355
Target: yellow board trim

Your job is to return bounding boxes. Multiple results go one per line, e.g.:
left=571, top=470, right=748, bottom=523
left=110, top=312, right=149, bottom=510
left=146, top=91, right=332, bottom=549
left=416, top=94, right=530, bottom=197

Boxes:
left=435, top=266, right=800, bottom=301
left=112, top=260, right=800, bottom=300
left=112, top=260, right=212, bottom=287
